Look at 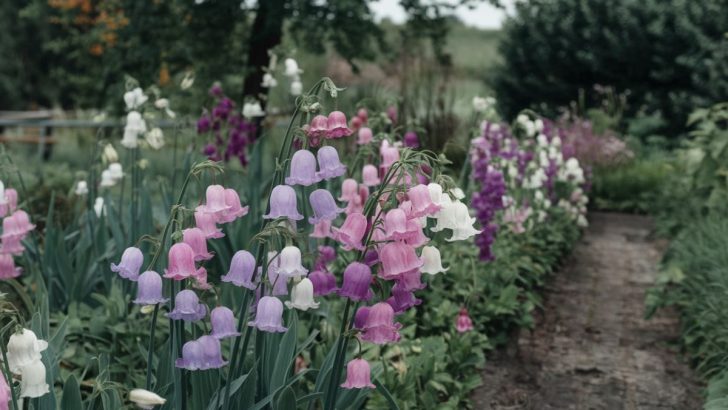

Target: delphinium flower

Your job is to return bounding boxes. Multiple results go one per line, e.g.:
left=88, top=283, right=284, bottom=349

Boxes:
left=340, top=358, right=376, bottom=389
left=110, top=247, right=144, bottom=280
left=469, top=157, right=506, bottom=260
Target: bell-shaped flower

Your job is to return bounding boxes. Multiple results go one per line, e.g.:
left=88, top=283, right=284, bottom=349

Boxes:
left=0, top=254, right=21, bottom=279
left=357, top=127, right=373, bottom=145
left=75, top=181, right=89, bottom=196
left=192, top=269, right=212, bottom=290
left=175, top=339, right=204, bottom=370
left=360, top=302, right=401, bottom=344
left=332, top=212, right=367, bottom=251
left=447, top=201, right=482, bottom=241
left=344, top=185, right=367, bottom=215
left=221, top=250, right=258, bottom=289
left=285, top=278, right=320, bottom=311
left=167, top=290, right=207, bottom=322
left=124, top=87, right=148, bottom=110
left=273, top=246, right=308, bottom=278
left=420, top=246, right=448, bottom=275
left=402, top=219, right=429, bottom=248
left=1, top=189, right=18, bottom=217
left=20, top=360, right=49, bottom=398
left=194, top=210, right=224, bottom=239
left=407, top=184, right=441, bottom=218
left=384, top=209, right=409, bottom=240
left=6, top=329, right=48, bottom=374
left=403, top=131, right=419, bottom=149
left=261, top=73, right=278, bottom=88
left=196, top=185, right=231, bottom=219
left=100, top=170, right=116, bottom=187
left=363, top=249, right=379, bottom=267
left=310, top=219, right=332, bottom=239
left=0, top=235, right=24, bottom=256
left=308, top=270, right=338, bottom=296
left=362, top=165, right=380, bottom=187
left=315, top=146, right=346, bottom=180
left=210, top=306, right=241, bottom=339
left=353, top=306, right=370, bottom=329
left=108, top=163, right=124, bottom=181
left=386, top=283, right=422, bottom=314
left=133, top=271, right=168, bottom=305
left=122, top=111, right=146, bottom=148
left=129, top=389, right=167, bottom=409
left=290, top=79, right=303, bottom=96
left=350, top=115, right=363, bottom=131
left=2, top=210, right=35, bottom=239
left=198, top=335, right=228, bottom=369
left=396, top=269, right=426, bottom=292
left=242, top=101, right=265, bottom=118
left=456, top=307, right=474, bottom=333
left=307, top=115, right=329, bottom=140
left=218, top=189, right=249, bottom=223
left=263, top=185, right=303, bottom=220
left=182, top=228, right=214, bottom=261
left=339, top=179, right=359, bottom=202
left=378, top=242, right=423, bottom=281
left=110, top=247, right=144, bottom=281
left=94, top=197, right=105, bottom=217
left=430, top=197, right=457, bottom=232
left=284, top=58, right=302, bottom=77
left=357, top=108, right=369, bottom=123
left=163, top=243, right=206, bottom=281
left=308, top=189, right=344, bottom=224
left=146, top=127, right=165, bottom=150
left=267, top=252, right=289, bottom=296
left=314, top=245, right=336, bottom=270
left=248, top=296, right=287, bottom=333
left=326, top=111, right=352, bottom=139
left=380, top=144, right=400, bottom=172
left=286, top=150, right=320, bottom=186
left=340, top=358, right=376, bottom=389
left=338, top=262, right=373, bottom=302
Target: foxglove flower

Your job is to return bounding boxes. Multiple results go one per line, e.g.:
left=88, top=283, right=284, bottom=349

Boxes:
left=308, top=270, right=338, bottom=296
left=340, top=358, right=376, bottom=389
left=308, top=189, right=344, bottom=224
left=420, top=246, right=448, bottom=275
left=326, top=111, right=352, bottom=139
left=20, top=360, right=49, bottom=398
left=221, top=250, right=258, bottom=289
left=338, top=262, right=373, bottom=302
left=286, top=150, right=320, bottom=186
left=310, top=220, right=332, bottom=239
left=219, top=188, right=249, bottom=223
left=315, top=146, right=346, bottom=180
left=285, top=278, right=320, bottom=311
left=194, top=210, right=224, bottom=239
left=357, top=127, right=373, bottom=145
left=362, top=165, right=380, bottom=186
left=456, top=307, right=474, bottom=333
left=248, top=296, right=287, bottom=333
left=182, top=228, right=214, bottom=261
left=163, top=243, right=206, bottom=280
left=110, top=247, right=144, bottom=281
left=210, top=306, right=242, bottom=339
left=332, top=212, right=367, bottom=250
left=386, top=283, right=421, bottom=314
left=6, top=329, right=48, bottom=374
left=263, top=185, right=303, bottom=220
left=133, top=271, right=168, bottom=305
left=378, top=242, right=422, bottom=281
left=129, top=389, right=167, bottom=409
left=0, top=254, right=21, bottom=279
left=273, top=246, right=308, bottom=278
left=360, top=302, right=401, bottom=344
left=168, top=290, right=207, bottom=321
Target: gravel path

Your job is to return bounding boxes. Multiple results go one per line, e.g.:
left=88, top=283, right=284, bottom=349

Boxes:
left=471, top=212, right=702, bottom=410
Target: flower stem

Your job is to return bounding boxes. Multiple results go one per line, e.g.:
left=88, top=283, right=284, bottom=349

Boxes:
left=145, top=303, right=160, bottom=390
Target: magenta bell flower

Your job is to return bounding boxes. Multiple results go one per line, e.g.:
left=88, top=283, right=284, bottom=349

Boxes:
left=2, top=211, right=34, bottom=240
left=386, top=283, right=422, bottom=314
left=407, top=184, right=441, bottom=218
left=384, top=209, right=408, bottom=241
left=307, top=115, right=328, bottom=139
left=310, top=220, right=332, bottom=239
left=340, top=358, right=376, bottom=389
left=332, top=212, right=367, bottom=250
left=338, top=262, right=373, bottom=302
left=315, top=146, right=346, bottom=180
left=308, top=189, right=344, bottom=224
left=196, top=185, right=231, bottom=218
left=248, top=296, right=287, bottom=333
left=353, top=306, right=370, bottom=329
left=360, top=302, right=401, bottom=344
left=362, top=165, right=380, bottom=187
left=183, top=228, right=214, bottom=261
left=378, top=242, right=423, bottom=281
left=394, top=268, right=426, bottom=292
left=456, top=307, right=474, bottom=333
left=363, top=249, right=379, bottom=267
left=164, top=243, right=206, bottom=281
left=168, top=289, right=207, bottom=321
left=0, top=235, right=24, bottom=255
left=308, top=270, right=338, bottom=296
left=219, top=189, right=249, bottom=223
left=0, top=254, right=21, bottom=279
left=403, top=131, right=420, bottom=149
left=133, top=271, right=168, bottom=305
left=315, top=245, right=336, bottom=270
left=210, top=306, right=242, bottom=339
left=110, top=247, right=144, bottom=281
left=263, top=185, right=303, bottom=220
left=326, top=111, right=352, bottom=139
left=357, top=127, right=373, bottom=145
left=286, top=150, right=321, bottom=186
left=195, top=210, right=224, bottom=239
left=221, top=250, right=258, bottom=289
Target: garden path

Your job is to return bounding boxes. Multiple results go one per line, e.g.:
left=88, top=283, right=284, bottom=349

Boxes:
left=471, top=212, right=702, bottom=409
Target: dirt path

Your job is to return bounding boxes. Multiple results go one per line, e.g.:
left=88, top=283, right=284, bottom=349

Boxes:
left=472, top=212, right=702, bottom=410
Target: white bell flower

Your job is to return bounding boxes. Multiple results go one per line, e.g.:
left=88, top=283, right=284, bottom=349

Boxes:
left=284, top=278, right=319, bottom=311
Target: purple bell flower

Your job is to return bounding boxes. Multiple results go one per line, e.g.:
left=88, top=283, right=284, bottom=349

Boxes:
left=308, top=270, right=338, bottom=296
left=386, top=283, right=422, bottom=314
left=338, top=262, right=373, bottom=302
left=314, top=245, right=336, bottom=271
left=308, top=189, right=344, bottom=224
left=267, top=252, right=289, bottom=296
left=210, top=306, right=242, bottom=339
left=133, top=271, right=168, bottom=305
left=167, top=290, right=207, bottom=322
left=263, top=185, right=303, bottom=220
left=221, top=250, right=259, bottom=289
left=248, top=296, right=287, bottom=333
left=403, top=131, right=420, bottom=149
left=175, top=339, right=204, bottom=370
left=286, top=150, right=321, bottom=186
left=353, top=306, right=371, bottom=329
left=198, top=335, right=228, bottom=369
left=110, top=247, right=143, bottom=281
left=315, top=146, right=346, bottom=180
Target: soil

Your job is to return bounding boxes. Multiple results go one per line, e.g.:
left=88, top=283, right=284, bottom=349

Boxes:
left=471, top=212, right=703, bottom=410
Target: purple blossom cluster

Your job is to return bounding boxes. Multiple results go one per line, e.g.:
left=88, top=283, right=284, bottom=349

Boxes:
left=197, top=85, right=257, bottom=166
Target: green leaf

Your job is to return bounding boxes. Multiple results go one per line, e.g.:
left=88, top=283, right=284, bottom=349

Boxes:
left=273, top=386, right=296, bottom=410
left=61, top=375, right=83, bottom=410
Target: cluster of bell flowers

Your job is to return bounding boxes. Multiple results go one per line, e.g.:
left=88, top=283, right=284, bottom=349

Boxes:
left=0, top=182, right=35, bottom=280
left=2, top=328, right=51, bottom=403
left=260, top=54, right=304, bottom=96
left=121, top=87, right=170, bottom=150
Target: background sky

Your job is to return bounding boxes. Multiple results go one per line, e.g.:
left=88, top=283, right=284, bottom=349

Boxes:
left=369, top=0, right=515, bottom=29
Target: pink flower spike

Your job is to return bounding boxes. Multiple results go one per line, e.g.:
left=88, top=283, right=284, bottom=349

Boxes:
left=195, top=210, right=224, bottom=239
left=326, top=111, right=352, bottom=139
left=340, top=358, right=376, bottom=389
left=183, top=228, right=214, bottom=261
left=164, top=243, right=206, bottom=281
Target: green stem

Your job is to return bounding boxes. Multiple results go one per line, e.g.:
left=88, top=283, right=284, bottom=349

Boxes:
left=0, top=335, right=18, bottom=410
left=145, top=304, right=160, bottom=390
left=324, top=299, right=352, bottom=410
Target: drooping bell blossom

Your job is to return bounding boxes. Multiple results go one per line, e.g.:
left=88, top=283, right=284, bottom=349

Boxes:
left=197, top=185, right=231, bottom=218
left=456, top=307, right=474, bottom=333
left=219, top=189, right=249, bottom=223
left=272, top=246, right=308, bottom=279
left=192, top=270, right=212, bottom=290
left=163, top=243, right=206, bottom=281
left=357, top=127, right=373, bottom=145
left=338, top=262, right=373, bottom=302
left=315, top=146, right=346, bottom=180
left=353, top=306, right=370, bottom=329
left=198, top=335, right=228, bottom=369
left=402, top=219, right=429, bottom=248
left=380, top=145, right=400, bottom=172
left=242, top=101, right=265, bottom=119
left=314, top=245, right=336, bottom=270
left=286, top=150, right=321, bottom=186
left=0, top=235, right=24, bottom=256
left=427, top=183, right=445, bottom=207
left=19, top=360, right=49, bottom=398
left=1, top=188, right=18, bottom=216
left=430, top=197, right=458, bottom=232
left=339, top=179, right=359, bottom=202
left=307, top=115, right=328, bottom=140
left=222, top=250, right=258, bottom=289
left=110, top=247, right=144, bottom=281
left=210, top=306, right=242, bottom=339
left=378, top=242, right=423, bottom=281
left=0, top=254, right=21, bottom=279
left=407, top=184, right=441, bottom=218
left=74, top=181, right=88, bottom=196
left=387, top=105, right=398, bottom=124
left=447, top=202, right=482, bottom=241
left=129, top=389, right=167, bottom=409
left=326, top=111, right=352, bottom=139
left=124, top=87, right=148, bottom=110
left=122, top=111, right=146, bottom=149
left=360, top=302, right=401, bottom=344
left=175, top=339, right=204, bottom=370
left=6, top=329, right=48, bottom=374
left=194, top=210, right=224, bottom=239
left=261, top=73, right=277, bottom=88
left=363, top=249, right=379, bottom=267
left=403, top=131, right=419, bottom=149
left=182, top=228, right=214, bottom=261
left=0, top=371, right=10, bottom=409
left=94, top=197, right=105, bottom=217
left=308, top=189, right=344, bottom=224
left=396, top=269, right=426, bottom=292
left=386, top=283, right=422, bottom=314
left=357, top=108, right=369, bottom=123
left=285, top=278, right=320, bottom=311
left=350, top=115, right=363, bottom=131
left=267, top=252, right=289, bottom=296
left=343, top=186, right=367, bottom=215
left=133, top=271, right=168, bottom=305
left=167, top=290, right=207, bottom=321
left=310, top=220, right=332, bottom=239
left=248, top=296, right=287, bottom=333
left=340, top=358, right=376, bottom=389
left=383, top=209, right=408, bottom=241
left=362, top=164, right=380, bottom=187
left=308, top=270, right=338, bottom=296
left=420, top=246, right=448, bottom=275
left=2, top=210, right=35, bottom=238
left=284, top=58, right=302, bottom=77
left=263, top=185, right=303, bottom=220
left=108, top=162, right=124, bottom=181
left=332, top=212, right=367, bottom=251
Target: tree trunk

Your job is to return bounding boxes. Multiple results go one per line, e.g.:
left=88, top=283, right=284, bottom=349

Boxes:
left=241, top=0, right=286, bottom=102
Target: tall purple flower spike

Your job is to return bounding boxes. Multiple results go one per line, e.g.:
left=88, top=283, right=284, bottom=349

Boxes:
left=167, top=290, right=207, bottom=322
left=286, top=150, right=321, bottom=186
left=308, top=189, right=344, bottom=224
left=315, top=146, right=346, bottom=180
left=263, top=185, right=303, bottom=220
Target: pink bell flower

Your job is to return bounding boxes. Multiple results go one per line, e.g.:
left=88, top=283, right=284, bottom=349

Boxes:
left=360, top=302, right=401, bottom=344
left=310, top=220, right=333, bottom=239
left=0, top=189, right=18, bottom=218
left=339, top=179, right=359, bottom=202
left=194, top=210, right=224, bottom=239
left=362, top=164, right=380, bottom=187
left=332, top=212, right=367, bottom=250
left=164, top=243, right=206, bottom=281
left=338, top=262, right=373, bottom=302
left=218, top=189, right=249, bottom=223
left=378, top=242, right=422, bottom=281
left=406, top=184, right=441, bottom=218
left=357, top=127, right=373, bottom=145
left=182, top=228, right=214, bottom=261
left=340, top=358, right=376, bottom=389
left=326, top=111, right=352, bottom=139
left=0, top=254, right=21, bottom=279
left=2, top=210, right=35, bottom=239
left=0, top=235, right=24, bottom=256
left=196, top=185, right=231, bottom=219
left=456, top=307, right=474, bottom=333
left=383, top=209, right=409, bottom=241
left=307, top=115, right=328, bottom=139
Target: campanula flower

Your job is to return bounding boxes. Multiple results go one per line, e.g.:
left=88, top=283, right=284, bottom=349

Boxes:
left=340, top=358, right=376, bottom=389
left=285, top=278, right=320, bottom=311
left=219, top=189, right=249, bottom=223
left=362, top=164, right=380, bottom=187
left=182, top=228, right=214, bottom=261
left=273, top=246, right=308, bottom=278
left=196, top=185, right=231, bottom=219
left=310, top=220, right=333, bottom=239
left=360, top=302, right=401, bottom=344
left=353, top=306, right=370, bottom=329
left=378, top=242, right=422, bottom=281
left=129, top=389, right=167, bottom=409
left=307, top=115, right=329, bottom=141
left=326, top=111, right=352, bottom=139
left=339, top=179, right=359, bottom=202
left=286, top=150, right=320, bottom=186
left=338, top=262, right=373, bottom=302
left=210, top=306, right=242, bottom=339
left=195, top=210, right=224, bottom=239
left=221, top=250, right=258, bottom=289
left=133, top=271, right=168, bottom=305
left=456, top=307, right=474, bottom=333
left=308, top=270, right=338, bottom=296
left=267, top=252, right=289, bottom=296
left=6, top=328, right=48, bottom=374
left=332, top=212, right=367, bottom=250
left=315, top=146, right=346, bottom=180
left=0, top=254, right=21, bottom=279
left=19, top=360, right=49, bottom=398
left=263, top=185, right=303, bottom=220
left=163, top=243, right=206, bottom=280
left=248, top=296, right=287, bottom=333
left=407, top=184, right=441, bottom=217
left=357, top=127, right=373, bottom=145
left=403, top=131, right=419, bottom=149
left=74, top=181, right=89, bottom=196
left=386, top=283, right=422, bottom=314
left=110, top=247, right=144, bottom=281
left=420, top=246, right=448, bottom=275
left=167, top=290, right=207, bottom=321
left=308, top=189, right=344, bottom=224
